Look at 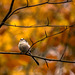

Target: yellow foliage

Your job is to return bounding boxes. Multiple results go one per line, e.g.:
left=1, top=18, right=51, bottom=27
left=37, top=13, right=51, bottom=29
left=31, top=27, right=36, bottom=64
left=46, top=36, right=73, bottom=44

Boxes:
left=21, top=17, right=36, bottom=38
left=72, top=0, right=75, bottom=5
left=58, top=19, right=69, bottom=26
left=22, top=17, right=36, bottom=26
left=9, top=18, right=21, bottom=34
left=8, top=17, right=37, bottom=40
left=0, top=32, right=12, bottom=51
left=0, top=55, right=7, bottom=65
left=0, top=36, right=3, bottom=47
left=18, top=60, right=28, bottom=66
left=9, top=17, right=20, bottom=25
left=1, top=0, right=10, bottom=5
left=12, top=70, right=25, bottom=75
left=0, top=0, right=75, bottom=74
left=3, top=32, right=12, bottom=51
left=70, top=13, right=75, bottom=22
left=32, top=0, right=40, bottom=4
left=69, top=36, right=75, bottom=46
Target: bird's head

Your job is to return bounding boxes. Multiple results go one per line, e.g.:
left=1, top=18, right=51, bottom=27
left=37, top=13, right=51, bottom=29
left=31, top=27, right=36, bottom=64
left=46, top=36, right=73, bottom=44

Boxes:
left=20, top=38, right=27, bottom=42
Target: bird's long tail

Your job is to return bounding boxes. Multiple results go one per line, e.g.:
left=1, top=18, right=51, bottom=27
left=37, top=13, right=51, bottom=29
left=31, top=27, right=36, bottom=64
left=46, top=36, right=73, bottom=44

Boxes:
left=29, top=52, right=39, bottom=65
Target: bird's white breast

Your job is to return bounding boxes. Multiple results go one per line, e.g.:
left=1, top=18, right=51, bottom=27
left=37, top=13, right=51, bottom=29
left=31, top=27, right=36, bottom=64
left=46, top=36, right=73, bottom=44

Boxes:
left=18, top=41, right=30, bottom=53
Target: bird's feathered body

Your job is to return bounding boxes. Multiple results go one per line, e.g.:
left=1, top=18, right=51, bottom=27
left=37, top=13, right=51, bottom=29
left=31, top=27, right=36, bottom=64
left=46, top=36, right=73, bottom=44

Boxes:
left=18, top=38, right=39, bottom=65
left=18, top=39, right=30, bottom=53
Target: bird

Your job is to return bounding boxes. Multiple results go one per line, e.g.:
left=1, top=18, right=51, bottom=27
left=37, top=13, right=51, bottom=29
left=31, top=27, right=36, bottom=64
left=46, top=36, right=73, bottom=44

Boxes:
left=18, top=38, right=39, bottom=65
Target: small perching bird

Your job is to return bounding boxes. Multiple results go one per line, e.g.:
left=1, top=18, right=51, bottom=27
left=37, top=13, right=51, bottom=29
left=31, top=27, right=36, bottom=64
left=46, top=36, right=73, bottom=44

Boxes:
left=18, top=38, right=39, bottom=65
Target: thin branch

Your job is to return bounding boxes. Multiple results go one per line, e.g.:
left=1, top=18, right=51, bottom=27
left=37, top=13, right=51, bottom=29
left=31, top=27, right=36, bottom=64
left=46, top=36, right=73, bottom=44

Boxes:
left=45, top=60, right=49, bottom=68
left=0, top=0, right=14, bottom=27
left=60, top=29, right=70, bottom=60
left=4, top=23, right=75, bottom=28
left=6, top=0, right=72, bottom=20
left=0, top=0, right=72, bottom=27
left=30, top=38, right=34, bottom=44
left=47, top=18, right=49, bottom=26
left=0, top=52, right=75, bottom=63
left=27, top=0, right=28, bottom=7
left=45, top=31, right=47, bottom=37
left=60, top=44, right=68, bottom=60
left=48, top=0, right=49, bottom=3
left=58, top=45, right=67, bottom=75
left=26, top=27, right=68, bottom=54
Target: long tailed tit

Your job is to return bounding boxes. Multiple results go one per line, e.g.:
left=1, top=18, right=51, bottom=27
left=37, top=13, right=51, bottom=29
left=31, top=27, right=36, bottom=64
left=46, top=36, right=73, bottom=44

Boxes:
left=18, top=38, right=39, bottom=65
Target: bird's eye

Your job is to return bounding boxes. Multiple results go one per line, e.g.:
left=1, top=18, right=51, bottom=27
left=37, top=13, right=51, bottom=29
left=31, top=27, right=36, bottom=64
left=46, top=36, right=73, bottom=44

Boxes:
left=20, top=38, right=24, bottom=41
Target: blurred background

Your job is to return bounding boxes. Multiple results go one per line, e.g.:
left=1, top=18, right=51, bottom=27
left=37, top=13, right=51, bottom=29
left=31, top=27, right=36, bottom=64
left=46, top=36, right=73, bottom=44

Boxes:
left=0, top=0, right=75, bottom=75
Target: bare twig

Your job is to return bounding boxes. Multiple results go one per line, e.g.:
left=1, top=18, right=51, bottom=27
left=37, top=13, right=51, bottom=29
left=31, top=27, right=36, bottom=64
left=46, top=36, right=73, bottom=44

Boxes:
left=45, top=60, right=49, bottom=68
left=57, top=44, right=68, bottom=75
left=0, top=0, right=72, bottom=28
left=60, top=29, right=70, bottom=60
left=27, top=0, right=28, bottom=7
left=6, top=0, right=72, bottom=20
left=4, top=23, right=75, bottom=28
left=45, top=31, right=47, bottom=38
left=48, top=0, right=49, bottom=3
left=26, top=27, right=68, bottom=54
left=0, top=0, right=14, bottom=27
left=47, top=18, right=49, bottom=26
left=0, top=27, right=69, bottom=65
left=4, top=17, right=75, bottom=28
left=0, top=52, right=75, bottom=63
left=30, top=38, right=34, bottom=44
left=60, top=44, right=68, bottom=60
left=0, top=0, right=74, bottom=68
